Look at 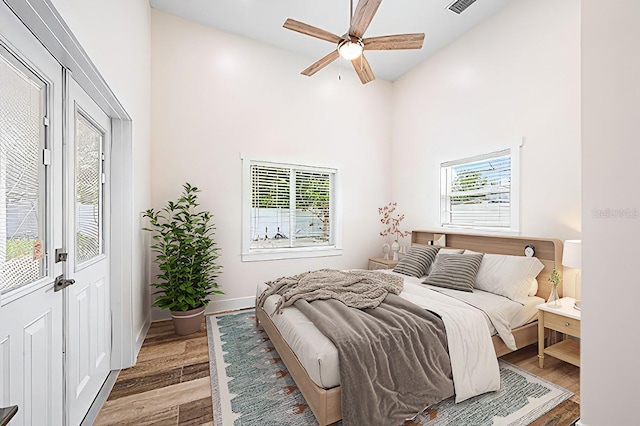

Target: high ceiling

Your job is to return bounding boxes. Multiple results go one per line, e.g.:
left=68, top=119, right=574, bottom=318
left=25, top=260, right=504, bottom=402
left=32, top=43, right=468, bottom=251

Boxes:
left=149, top=0, right=508, bottom=82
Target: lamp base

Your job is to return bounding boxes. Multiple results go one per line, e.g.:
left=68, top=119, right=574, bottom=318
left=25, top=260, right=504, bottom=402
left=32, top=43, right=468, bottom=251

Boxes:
left=574, top=299, right=581, bottom=310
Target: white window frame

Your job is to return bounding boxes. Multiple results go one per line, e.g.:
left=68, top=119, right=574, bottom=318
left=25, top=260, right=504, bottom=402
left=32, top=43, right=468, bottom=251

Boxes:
left=241, top=154, right=342, bottom=261
left=440, top=145, right=520, bottom=233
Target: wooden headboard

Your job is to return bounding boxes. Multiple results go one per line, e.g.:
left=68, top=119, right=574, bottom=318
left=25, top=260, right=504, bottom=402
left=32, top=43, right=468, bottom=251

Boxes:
left=411, top=230, right=563, bottom=301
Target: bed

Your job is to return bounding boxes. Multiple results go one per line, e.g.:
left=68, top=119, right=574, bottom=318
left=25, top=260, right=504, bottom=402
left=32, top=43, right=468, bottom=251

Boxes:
left=255, top=231, right=563, bottom=425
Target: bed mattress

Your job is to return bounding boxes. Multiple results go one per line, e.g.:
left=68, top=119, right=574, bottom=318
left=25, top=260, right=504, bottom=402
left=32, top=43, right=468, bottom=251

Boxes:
left=256, top=272, right=544, bottom=390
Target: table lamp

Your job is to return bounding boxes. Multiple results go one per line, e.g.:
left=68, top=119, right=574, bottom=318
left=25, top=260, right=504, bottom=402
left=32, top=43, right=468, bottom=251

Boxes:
left=562, top=239, right=582, bottom=310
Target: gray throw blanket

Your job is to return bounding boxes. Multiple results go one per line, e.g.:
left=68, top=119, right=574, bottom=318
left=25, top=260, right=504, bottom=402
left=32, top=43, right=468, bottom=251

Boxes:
left=257, top=269, right=404, bottom=314
left=295, top=295, right=454, bottom=426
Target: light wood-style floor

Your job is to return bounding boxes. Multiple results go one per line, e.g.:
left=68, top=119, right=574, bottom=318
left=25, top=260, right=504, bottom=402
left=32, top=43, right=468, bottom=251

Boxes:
left=95, top=317, right=580, bottom=425
left=95, top=320, right=212, bottom=425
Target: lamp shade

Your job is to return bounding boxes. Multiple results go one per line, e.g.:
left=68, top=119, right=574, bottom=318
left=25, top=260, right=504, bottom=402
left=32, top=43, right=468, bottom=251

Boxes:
left=338, top=40, right=363, bottom=60
left=562, top=239, right=581, bottom=269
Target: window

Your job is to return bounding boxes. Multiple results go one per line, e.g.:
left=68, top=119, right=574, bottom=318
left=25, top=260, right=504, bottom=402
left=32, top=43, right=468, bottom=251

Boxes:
left=0, top=48, right=47, bottom=293
left=242, top=157, right=341, bottom=261
left=75, top=112, right=105, bottom=265
left=440, top=147, right=520, bottom=232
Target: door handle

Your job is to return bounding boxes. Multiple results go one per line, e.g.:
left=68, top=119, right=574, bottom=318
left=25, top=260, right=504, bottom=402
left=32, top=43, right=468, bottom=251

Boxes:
left=54, top=275, right=75, bottom=292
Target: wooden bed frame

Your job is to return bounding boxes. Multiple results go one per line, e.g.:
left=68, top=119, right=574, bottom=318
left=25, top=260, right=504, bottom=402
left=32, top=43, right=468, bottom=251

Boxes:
left=256, top=230, right=563, bottom=426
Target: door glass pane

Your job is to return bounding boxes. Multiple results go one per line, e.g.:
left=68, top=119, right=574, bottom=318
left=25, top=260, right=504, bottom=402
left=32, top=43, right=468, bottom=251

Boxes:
left=75, top=113, right=103, bottom=264
left=0, top=51, right=46, bottom=293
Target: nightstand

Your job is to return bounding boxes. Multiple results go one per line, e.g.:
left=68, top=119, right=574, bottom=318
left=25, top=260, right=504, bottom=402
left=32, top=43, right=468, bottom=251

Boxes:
left=537, top=297, right=580, bottom=368
left=368, top=257, right=398, bottom=270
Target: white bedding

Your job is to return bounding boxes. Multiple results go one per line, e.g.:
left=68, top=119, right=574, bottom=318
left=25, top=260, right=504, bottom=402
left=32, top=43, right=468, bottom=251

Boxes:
left=257, top=271, right=542, bottom=402
left=511, top=294, right=545, bottom=328
left=259, top=282, right=341, bottom=388
left=398, top=282, right=500, bottom=402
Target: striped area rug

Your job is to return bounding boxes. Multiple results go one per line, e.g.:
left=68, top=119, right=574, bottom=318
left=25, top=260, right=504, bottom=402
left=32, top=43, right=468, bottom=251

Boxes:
left=207, top=310, right=572, bottom=426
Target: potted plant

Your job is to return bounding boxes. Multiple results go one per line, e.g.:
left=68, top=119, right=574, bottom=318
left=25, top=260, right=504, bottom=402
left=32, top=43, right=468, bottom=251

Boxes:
left=547, top=267, right=561, bottom=308
left=378, top=202, right=410, bottom=260
left=143, top=183, right=222, bottom=335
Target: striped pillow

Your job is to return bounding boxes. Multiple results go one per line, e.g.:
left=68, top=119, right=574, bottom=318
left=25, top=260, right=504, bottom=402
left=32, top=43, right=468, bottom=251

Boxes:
left=422, top=253, right=484, bottom=292
left=392, top=245, right=440, bottom=277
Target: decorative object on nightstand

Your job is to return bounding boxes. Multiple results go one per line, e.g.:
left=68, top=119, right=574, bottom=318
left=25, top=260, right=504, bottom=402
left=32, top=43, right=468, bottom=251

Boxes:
left=537, top=297, right=581, bottom=368
left=368, top=257, right=399, bottom=270
left=547, top=267, right=561, bottom=308
left=391, top=241, right=400, bottom=260
left=378, top=202, right=410, bottom=261
left=562, top=239, right=582, bottom=310
left=382, top=243, right=390, bottom=260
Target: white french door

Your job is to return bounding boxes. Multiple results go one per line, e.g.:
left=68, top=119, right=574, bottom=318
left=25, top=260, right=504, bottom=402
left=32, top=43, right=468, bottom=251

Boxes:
left=0, top=5, right=113, bottom=425
left=64, top=77, right=111, bottom=426
left=0, top=12, right=64, bottom=426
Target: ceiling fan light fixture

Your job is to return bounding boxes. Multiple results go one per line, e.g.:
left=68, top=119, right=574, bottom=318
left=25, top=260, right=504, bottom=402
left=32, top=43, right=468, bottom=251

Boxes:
left=338, top=38, right=363, bottom=60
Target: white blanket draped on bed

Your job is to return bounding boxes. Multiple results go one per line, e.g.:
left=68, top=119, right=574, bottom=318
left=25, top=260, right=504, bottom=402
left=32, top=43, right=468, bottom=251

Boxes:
left=399, top=283, right=500, bottom=403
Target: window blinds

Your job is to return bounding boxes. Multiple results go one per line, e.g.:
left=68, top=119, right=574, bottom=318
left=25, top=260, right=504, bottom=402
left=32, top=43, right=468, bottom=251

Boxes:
left=441, top=149, right=512, bottom=229
left=0, top=53, right=46, bottom=292
left=250, top=164, right=332, bottom=249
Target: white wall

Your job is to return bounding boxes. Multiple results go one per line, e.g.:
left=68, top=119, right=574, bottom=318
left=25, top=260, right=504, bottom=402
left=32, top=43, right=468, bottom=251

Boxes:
left=391, top=0, right=581, bottom=245
left=581, top=1, right=640, bottom=424
left=150, top=10, right=393, bottom=319
left=50, top=0, right=152, bottom=352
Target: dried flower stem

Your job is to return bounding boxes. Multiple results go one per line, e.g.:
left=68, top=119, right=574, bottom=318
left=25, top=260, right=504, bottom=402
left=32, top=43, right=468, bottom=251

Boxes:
left=378, top=202, right=410, bottom=241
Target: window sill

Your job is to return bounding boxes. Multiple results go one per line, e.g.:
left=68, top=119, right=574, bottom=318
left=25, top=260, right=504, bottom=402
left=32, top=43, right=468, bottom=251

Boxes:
left=242, top=247, right=342, bottom=262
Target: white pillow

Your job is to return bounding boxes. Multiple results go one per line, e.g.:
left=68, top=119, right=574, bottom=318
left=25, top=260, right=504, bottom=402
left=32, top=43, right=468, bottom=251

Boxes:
left=527, top=277, right=539, bottom=297
left=464, top=250, right=544, bottom=304
left=438, top=248, right=465, bottom=255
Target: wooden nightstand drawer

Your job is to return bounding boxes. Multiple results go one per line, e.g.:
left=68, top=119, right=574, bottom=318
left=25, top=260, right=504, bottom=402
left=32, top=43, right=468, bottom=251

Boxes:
left=368, top=258, right=398, bottom=270
left=543, top=311, right=581, bottom=338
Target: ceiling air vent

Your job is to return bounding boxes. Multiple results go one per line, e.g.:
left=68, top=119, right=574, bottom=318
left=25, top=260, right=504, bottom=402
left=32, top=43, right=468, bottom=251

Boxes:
left=447, top=0, right=478, bottom=14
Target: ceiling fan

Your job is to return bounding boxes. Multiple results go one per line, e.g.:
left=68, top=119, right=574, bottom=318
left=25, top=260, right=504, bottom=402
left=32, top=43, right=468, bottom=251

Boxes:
left=283, top=0, right=425, bottom=84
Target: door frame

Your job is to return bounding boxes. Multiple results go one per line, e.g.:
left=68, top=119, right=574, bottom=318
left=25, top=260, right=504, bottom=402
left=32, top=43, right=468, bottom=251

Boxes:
left=3, top=0, right=146, bottom=369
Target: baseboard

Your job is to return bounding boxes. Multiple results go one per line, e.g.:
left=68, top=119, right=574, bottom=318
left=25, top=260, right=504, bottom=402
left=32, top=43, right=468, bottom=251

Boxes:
left=150, top=297, right=256, bottom=323
left=80, top=370, right=119, bottom=426
left=207, top=296, right=255, bottom=313
left=134, top=313, right=151, bottom=361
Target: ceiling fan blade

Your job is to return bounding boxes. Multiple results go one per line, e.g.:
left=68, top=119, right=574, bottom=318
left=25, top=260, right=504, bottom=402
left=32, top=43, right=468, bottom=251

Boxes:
left=351, top=53, right=375, bottom=84
left=301, top=50, right=340, bottom=76
left=363, top=33, right=425, bottom=50
left=349, top=0, right=382, bottom=38
left=283, top=18, right=343, bottom=44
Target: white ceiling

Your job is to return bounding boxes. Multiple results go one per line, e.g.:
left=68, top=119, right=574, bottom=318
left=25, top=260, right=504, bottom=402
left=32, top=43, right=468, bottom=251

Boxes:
left=149, top=0, right=508, bottom=82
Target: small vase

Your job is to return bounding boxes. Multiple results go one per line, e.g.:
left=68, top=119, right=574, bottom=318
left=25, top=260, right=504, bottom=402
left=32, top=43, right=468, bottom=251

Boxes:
left=391, top=240, right=400, bottom=261
left=382, top=243, right=390, bottom=260
left=548, top=285, right=560, bottom=308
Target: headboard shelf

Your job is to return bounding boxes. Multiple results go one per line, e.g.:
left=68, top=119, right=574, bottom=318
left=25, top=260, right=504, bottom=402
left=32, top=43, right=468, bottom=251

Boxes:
left=411, top=230, right=563, bottom=300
